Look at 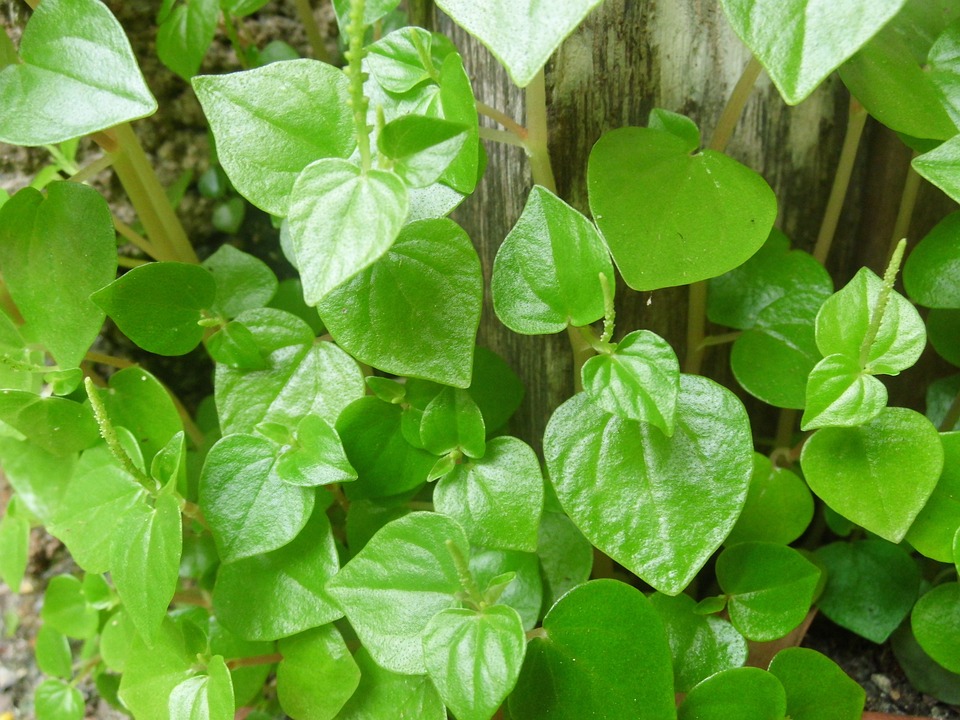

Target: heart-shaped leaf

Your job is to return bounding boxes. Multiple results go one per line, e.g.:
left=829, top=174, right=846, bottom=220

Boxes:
left=904, top=211, right=960, bottom=308
left=913, top=133, right=960, bottom=205
left=202, top=244, right=279, bottom=319
left=336, top=647, right=446, bottom=720
left=536, top=512, right=593, bottom=610
left=34, top=679, right=85, bottom=720
left=544, top=376, right=752, bottom=595
left=801, top=408, right=943, bottom=542
left=588, top=127, right=777, bottom=291
left=508, top=580, right=675, bottom=719
left=913, top=582, right=960, bottom=674
left=0, top=0, right=156, bottom=145
left=720, top=0, right=908, bottom=105
left=419, top=387, right=486, bottom=458
left=801, top=353, right=888, bottom=430
left=724, top=454, right=814, bottom=547
left=768, top=647, right=866, bottom=720
left=272, top=414, right=357, bottom=487
left=156, top=0, right=219, bottom=81
left=168, top=655, right=234, bottom=720
left=679, top=667, right=787, bottom=720
left=468, top=549, right=543, bottom=631
left=434, top=0, right=603, bottom=87
left=906, top=431, right=960, bottom=562
left=378, top=115, right=470, bottom=189
left=277, top=625, right=360, bottom=720
left=581, top=330, right=680, bottom=434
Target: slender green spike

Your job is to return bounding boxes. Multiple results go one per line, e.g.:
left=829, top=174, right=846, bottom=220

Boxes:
left=84, top=378, right=156, bottom=492
left=859, top=239, right=906, bottom=369
left=599, top=272, right=616, bottom=345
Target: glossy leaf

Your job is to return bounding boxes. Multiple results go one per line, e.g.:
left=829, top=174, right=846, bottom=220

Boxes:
left=40, top=575, right=99, bottom=639
left=801, top=408, right=943, bottom=542
left=0, top=391, right=98, bottom=457
left=434, top=436, right=544, bottom=552
left=194, top=60, right=355, bottom=216
left=716, top=541, right=821, bottom=641
left=536, top=512, right=593, bottom=610
left=419, top=387, right=486, bottom=458
left=470, top=347, right=524, bottom=434
left=815, top=539, right=921, bottom=643
left=378, top=115, right=469, bottom=188
left=649, top=108, right=701, bottom=147
left=649, top=591, right=747, bottom=693
left=271, top=413, right=356, bottom=487
left=335, top=647, right=445, bottom=720
left=423, top=605, right=526, bottom=720
left=0, top=183, right=116, bottom=368
left=110, top=494, right=182, bottom=643
left=277, top=625, right=361, bottom=720
left=214, top=506, right=342, bottom=641
left=492, top=185, right=614, bottom=334
left=720, top=0, right=907, bottom=104
left=801, top=353, right=888, bottom=429
left=926, top=374, right=960, bottom=431
left=216, top=308, right=364, bottom=435
left=928, top=308, right=960, bottom=366
left=200, top=433, right=315, bottom=562
left=768, top=647, right=866, bottom=720
left=726, top=454, right=813, bottom=547
left=0, top=0, right=156, bottom=145
left=318, top=219, right=482, bottom=387
left=326, top=512, right=468, bottom=674
left=588, top=126, right=777, bottom=291
left=157, top=0, right=219, bottom=81
left=912, top=582, right=960, bottom=674
left=469, top=549, right=543, bottom=632
left=331, top=0, right=402, bottom=27
left=544, top=377, right=752, bottom=595
left=434, top=0, right=603, bottom=87
left=100, top=366, right=183, bottom=467
left=891, top=623, right=960, bottom=705
left=508, top=580, right=675, bottom=719
left=678, top=667, right=787, bottom=720
left=906, top=432, right=960, bottom=561
left=168, top=655, right=235, bottom=720
left=913, top=132, right=960, bottom=205
left=366, top=27, right=455, bottom=93
left=337, top=397, right=435, bottom=500
left=581, top=330, right=680, bottom=433
left=208, top=620, right=274, bottom=707
left=207, top=321, right=267, bottom=370
left=289, top=159, right=407, bottom=304
left=91, top=262, right=216, bottom=356
left=34, top=679, right=84, bottom=720
left=118, top=618, right=195, bottom=720
left=202, top=244, right=279, bottom=319
left=35, top=625, right=72, bottom=680
left=903, top=211, right=960, bottom=308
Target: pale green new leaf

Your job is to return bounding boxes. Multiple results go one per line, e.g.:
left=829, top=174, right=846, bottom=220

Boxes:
left=202, top=244, right=279, bottom=319
left=168, top=656, right=235, bottom=720
left=801, top=353, right=888, bottom=430
left=157, top=0, right=219, bottom=81
left=914, top=133, right=960, bottom=205
left=277, top=625, right=361, bottom=720
left=34, top=679, right=84, bottom=720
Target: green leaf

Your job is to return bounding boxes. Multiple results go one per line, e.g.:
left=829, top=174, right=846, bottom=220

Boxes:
left=0, top=184, right=116, bottom=368
left=434, top=436, right=543, bottom=553
left=168, top=655, right=235, bottom=720
left=34, top=678, right=84, bottom=720
left=678, top=667, right=786, bottom=720
left=912, top=582, right=960, bottom=673
left=318, top=218, right=482, bottom=388
left=768, top=647, right=866, bottom=720
left=815, top=266, right=925, bottom=374
left=649, top=591, right=747, bottom=693
left=839, top=2, right=960, bottom=140
left=536, top=512, right=593, bottom=610
left=708, top=230, right=833, bottom=330
left=720, top=0, right=908, bottom=105
left=272, top=414, right=356, bottom=487
left=200, top=433, right=315, bottom=562
left=366, top=27, right=455, bottom=93
left=801, top=408, right=943, bottom=542
left=335, top=647, right=445, bottom=720
left=469, top=347, right=524, bottom=434
left=906, top=432, right=960, bottom=561
left=332, top=0, right=402, bottom=27
left=508, top=580, right=675, bottom=719
left=913, top=133, right=960, bottom=204
left=118, top=618, right=195, bottom=720
left=815, top=539, right=921, bottom=643
left=220, top=0, right=271, bottom=16
left=326, top=512, right=467, bottom=674
left=0, top=391, right=99, bottom=457
left=214, top=506, right=342, bottom=641
left=91, top=262, right=216, bottom=356
left=0, top=0, right=156, bottom=145
left=891, top=622, right=960, bottom=705
left=0, top=500, right=30, bottom=591
left=419, top=387, right=486, bottom=458
left=801, top=353, right=888, bottom=429
left=929, top=18, right=960, bottom=126
left=649, top=108, right=701, bottom=147
left=0, top=437, right=74, bottom=526
left=193, top=60, right=355, bottom=216
left=378, top=115, right=470, bottom=188
left=40, top=575, right=99, bottom=639
left=724, top=453, right=814, bottom=547
left=216, top=308, right=364, bottom=435
left=337, top=397, right=436, bottom=500
left=928, top=308, right=960, bottom=366
left=588, top=126, right=777, bottom=291
left=492, top=185, right=614, bottom=335
left=110, top=494, right=182, bottom=643
left=35, top=625, right=73, bottom=680
left=730, top=289, right=827, bottom=409
left=926, top=374, right=960, bottom=431
left=100, top=610, right=135, bottom=672
left=544, top=377, right=752, bottom=595
left=157, top=0, right=219, bottom=80
left=581, top=330, right=680, bottom=433
left=904, top=211, right=960, bottom=308
left=208, top=619, right=274, bottom=707
left=202, top=244, right=279, bottom=319
left=716, top=542, right=821, bottom=641
left=207, top=321, right=268, bottom=369
left=277, top=625, right=361, bottom=720
left=268, top=279, right=326, bottom=335
left=288, top=159, right=407, bottom=304
left=423, top=605, right=526, bottom=720
left=469, top=549, right=543, bottom=631
left=100, top=366, right=183, bottom=466
left=434, top=0, right=603, bottom=87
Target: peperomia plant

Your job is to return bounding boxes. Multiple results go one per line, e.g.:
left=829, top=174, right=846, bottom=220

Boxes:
left=1, top=0, right=960, bottom=718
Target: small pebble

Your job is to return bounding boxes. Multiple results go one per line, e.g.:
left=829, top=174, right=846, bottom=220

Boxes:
left=871, top=673, right=893, bottom=696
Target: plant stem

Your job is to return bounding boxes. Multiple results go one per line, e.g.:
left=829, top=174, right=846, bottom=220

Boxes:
left=226, top=653, right=284, bottom=670
left=84, top=377, right=157, bottom=492
left=566, top=325, right=595, bottom=393
left=0, top=25, right=17, bottom=69
left=345, top=0, right=372, bottom=172
left=172, top=588, right=212, bottom=609
left=117, top=256, right=148, bottom=269
left=684, top=281, right=709, bottom=374
left=813, top=97, right=867, bottom=265
left=524, top=69, right=557, bottom=192
left=476, top=102, right=528, bottom=141
left=774, top=408, right=797, bottom=450
left=707, top=55, right=762, bottom=154
left=68, top=153, right=115, bottom=184
left=859, top=239, right=906, bottom=369
left=84, top=351, right=135, bottom=369
left=180, top=500, right=209, bottom=529
left=113, top=217, right=161, bottom=259
left=890, top=161, right=922, bottom=258
left=104, top=124, right=198, bottom=264
left=221, top=13, right=250, bottom=69
left=294, top=0, right=331, bottom=64
left=478, top=126, right=527, bottom=149
left=698, top=331, right=742, bottom=348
